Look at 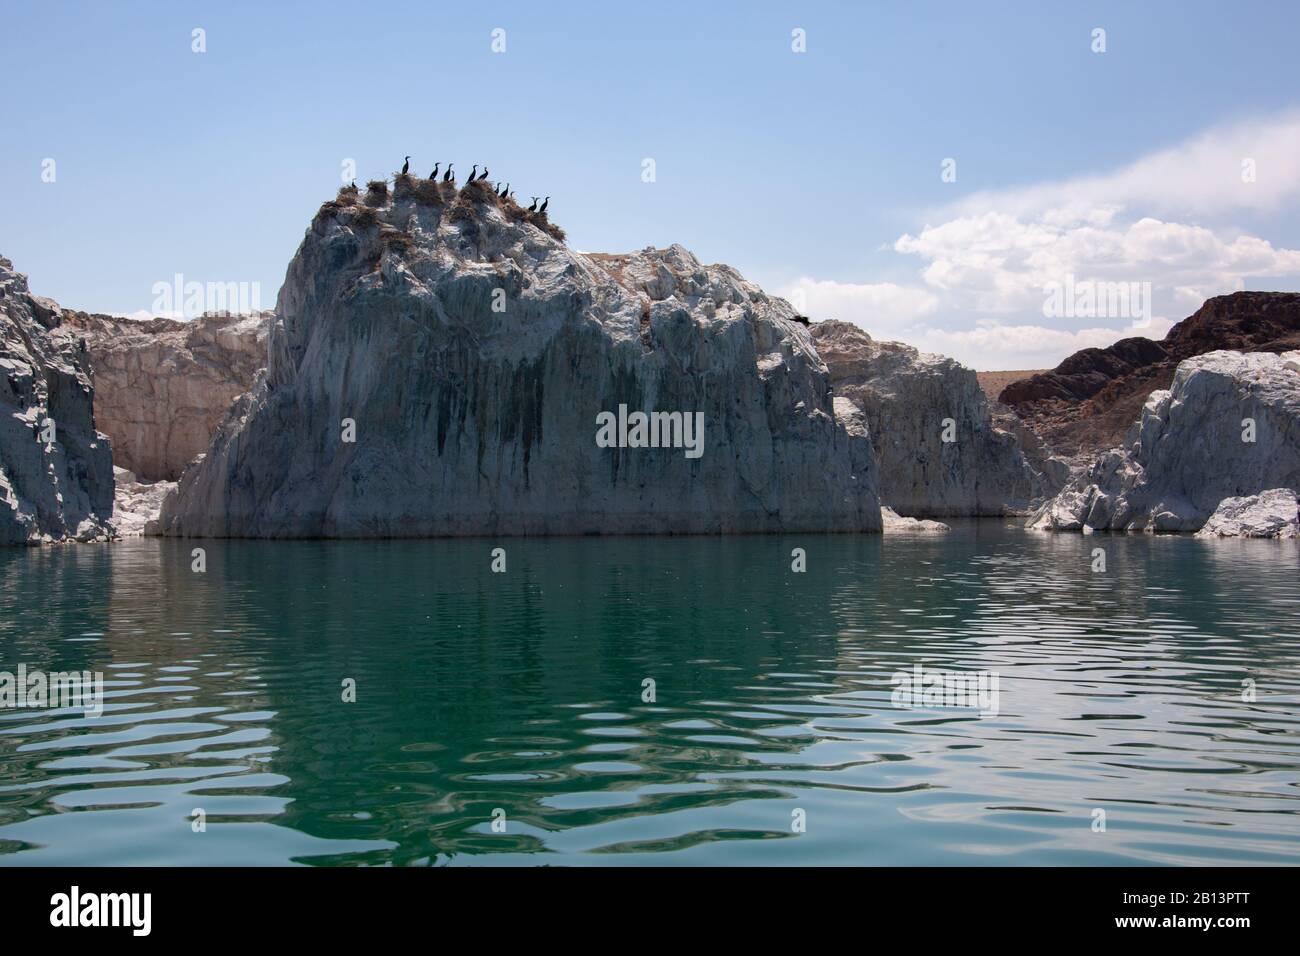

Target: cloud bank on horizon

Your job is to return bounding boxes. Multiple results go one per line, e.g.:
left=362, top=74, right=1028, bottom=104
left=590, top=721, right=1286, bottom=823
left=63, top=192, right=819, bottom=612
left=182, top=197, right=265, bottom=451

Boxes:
left=782, top=111, right=1300, bottom=370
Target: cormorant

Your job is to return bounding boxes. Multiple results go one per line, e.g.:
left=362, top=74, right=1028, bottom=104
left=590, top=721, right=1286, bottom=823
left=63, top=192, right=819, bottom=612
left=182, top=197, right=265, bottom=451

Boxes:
left=429, top=163, right=439, bottom=180
left=443, top=164, right=455, bottom=183
left=401, top=156, right=410, bottom=175
left=527, top=197, right=538, bottom=212
left=467, top=165, right=478, bottom=183
left=479, top=167, right=489, bottom=182
left=539, top=197, right=549, bottom=214
left=498, top=182, right=509, bottom=198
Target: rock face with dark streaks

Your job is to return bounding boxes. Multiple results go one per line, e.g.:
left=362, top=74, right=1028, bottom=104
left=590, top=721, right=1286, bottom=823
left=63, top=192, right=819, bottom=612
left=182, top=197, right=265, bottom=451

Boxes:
left=0, top=257, right=114, bottom=544
left=152, top=179, right=881, bottom=537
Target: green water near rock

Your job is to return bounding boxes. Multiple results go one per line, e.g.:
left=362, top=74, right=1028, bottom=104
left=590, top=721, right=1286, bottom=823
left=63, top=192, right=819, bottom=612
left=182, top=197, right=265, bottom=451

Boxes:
left=1, top=524, right=1297, bottom=865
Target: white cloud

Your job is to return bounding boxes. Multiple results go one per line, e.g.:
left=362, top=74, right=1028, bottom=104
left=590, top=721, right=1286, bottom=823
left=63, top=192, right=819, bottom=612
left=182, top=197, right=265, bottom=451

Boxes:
left=894, top=213, right=1300, bottom=314
left=947, top=110, right=1300, bottom=220
left=787, top=110, right=1300, bottom=368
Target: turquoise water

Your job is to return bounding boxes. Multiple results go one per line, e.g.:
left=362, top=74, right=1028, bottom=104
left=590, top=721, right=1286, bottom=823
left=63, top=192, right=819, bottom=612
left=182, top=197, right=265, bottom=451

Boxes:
left=1, top=525, right=1298, bottom=866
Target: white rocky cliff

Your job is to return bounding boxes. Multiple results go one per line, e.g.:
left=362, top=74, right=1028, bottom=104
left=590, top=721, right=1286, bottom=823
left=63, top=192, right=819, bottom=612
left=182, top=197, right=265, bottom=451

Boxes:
left=152, top=178, right=881, bottom=537
left=1030, top=350, right=1300, bottom=532
left=810, top=320, right=1060, bottom=516
left=0, top=257, right=114, bottom=544
left=55, top=310, right=270, bottom=481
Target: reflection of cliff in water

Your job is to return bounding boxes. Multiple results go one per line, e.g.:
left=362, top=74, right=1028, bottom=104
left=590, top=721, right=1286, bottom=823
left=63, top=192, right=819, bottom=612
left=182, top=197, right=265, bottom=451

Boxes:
left=2, top=529, right=1297, bottom=865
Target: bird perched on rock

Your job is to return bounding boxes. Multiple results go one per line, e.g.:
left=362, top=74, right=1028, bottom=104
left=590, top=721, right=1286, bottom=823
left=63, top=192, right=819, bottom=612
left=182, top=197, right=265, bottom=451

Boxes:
left=443, top=164, right=455, bottom=183
left=466, top=165, right=478, bottom=183
left=497, top=182, right=509, bottom=198
left=429, top=163, right=439, bottom=180
left=539, top=197, right=549, bottom=214
left=527, top=197, right=538, bottom=212
left=478, top=167, right=490, bottom=182
left=401, top=156, right=410, bottom=175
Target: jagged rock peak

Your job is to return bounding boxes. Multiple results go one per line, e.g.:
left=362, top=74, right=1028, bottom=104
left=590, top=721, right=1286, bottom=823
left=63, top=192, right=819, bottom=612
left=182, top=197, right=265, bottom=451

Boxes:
left=0, top=256, right=114, bottom=544
left=151, top=186, right=881, bottom=537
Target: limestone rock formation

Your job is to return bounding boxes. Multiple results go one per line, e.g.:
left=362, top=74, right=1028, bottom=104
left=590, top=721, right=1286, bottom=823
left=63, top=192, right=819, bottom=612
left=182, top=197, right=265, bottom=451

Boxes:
left=152, top=178, right=881, bottom=537
left=0, top=257, right=114, bottom=544
left=55, top=310, right=269, bottom=480
left=1194, top=489, right=1299, bottom=539
left=1030, top=350, right=1300, bottom=532
left=1002, top=292, right=1300, bottom=458
left=809, top=320, right=1060, bottom=517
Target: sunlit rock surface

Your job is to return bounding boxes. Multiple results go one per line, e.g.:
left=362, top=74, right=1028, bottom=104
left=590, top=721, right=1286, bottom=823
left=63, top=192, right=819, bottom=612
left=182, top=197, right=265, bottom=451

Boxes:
left=0, top=257, right=113, bottom=544
left=1195, top=489, right=1299, bottom=539
left=111, top=466, right=176, bottom=537
left=1031, top=351, right=1300, bottom=532
left=881, top=505, right=950, bottom=533
left=56, top=310, right=269, bottom=481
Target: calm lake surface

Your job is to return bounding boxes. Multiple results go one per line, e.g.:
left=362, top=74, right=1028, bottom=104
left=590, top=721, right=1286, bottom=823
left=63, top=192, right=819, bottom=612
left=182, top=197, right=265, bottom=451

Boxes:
left=1, top=524, right=1298, bottom=866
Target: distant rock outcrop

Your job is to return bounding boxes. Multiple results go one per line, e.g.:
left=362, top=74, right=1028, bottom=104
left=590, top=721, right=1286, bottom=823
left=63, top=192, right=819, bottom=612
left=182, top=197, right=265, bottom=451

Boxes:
left=55, top=311, right=269, bottom=481
left=1030, top=350, right=1300, bottom=533
left=810, top=320, right=1062, bottom=517
left=152, top=178, right=881, bottom=537
left=1001, top=292, right=1300, bottom=458
left=0, top=257, right=114, bottom=544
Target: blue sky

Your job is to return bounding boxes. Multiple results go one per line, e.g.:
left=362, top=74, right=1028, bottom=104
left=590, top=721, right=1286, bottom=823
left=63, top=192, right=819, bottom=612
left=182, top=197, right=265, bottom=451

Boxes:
left=3, top=0, right=1299, bottom=368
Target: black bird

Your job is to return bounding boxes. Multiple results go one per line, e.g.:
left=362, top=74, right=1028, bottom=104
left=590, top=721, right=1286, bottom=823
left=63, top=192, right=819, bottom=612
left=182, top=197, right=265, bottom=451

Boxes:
left=429, top=163, right=439, bottom=180
left=443, top=164, right=455, bottom=183
left=466, top=165, right=478, bottom=183
left=527, top=197, right=538, bottom=212
left=349, top=180, right=356, bottom=188
left=478, top=167, right=489, bottom=182
left=401, top=156, right=410, bottom=175
left=539, top=197, right=549, bottom=214
left=498, top=182, right=509, bottom=198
